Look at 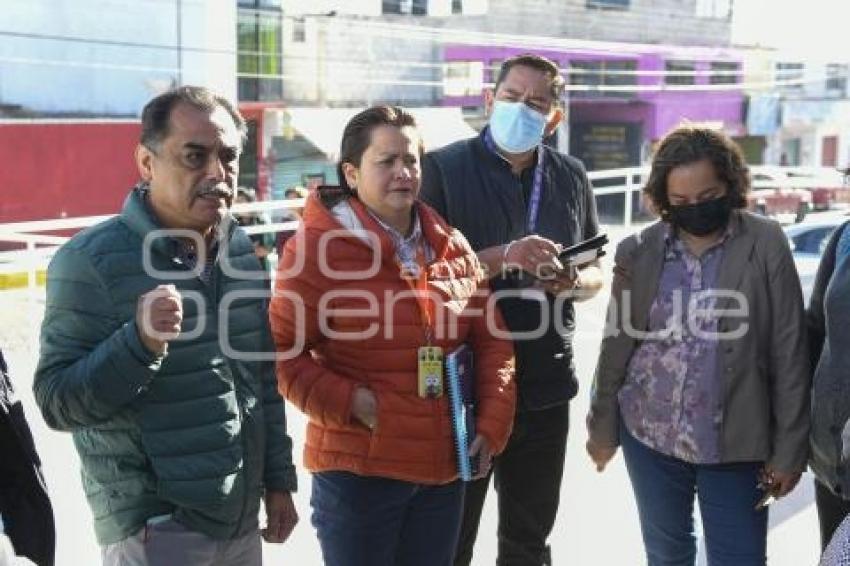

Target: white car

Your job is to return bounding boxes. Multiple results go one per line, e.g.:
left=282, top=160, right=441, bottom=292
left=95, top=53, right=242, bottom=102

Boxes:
left=784, top=217, right=846, bottom=304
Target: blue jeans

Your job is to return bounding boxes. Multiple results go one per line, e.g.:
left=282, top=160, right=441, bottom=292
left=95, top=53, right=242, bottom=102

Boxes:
left=311, top=471, right=464, bottom=566
left=621, top=426, right=768, bottom=566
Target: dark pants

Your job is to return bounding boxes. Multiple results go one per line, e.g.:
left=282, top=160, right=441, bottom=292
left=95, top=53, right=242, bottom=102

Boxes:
left=454, top=403, right=569, bottom=566
left=815, top=479, right=850, bottom=550
left=311, top=471, right=464, bottom=566
left=621, top=426, right=767, bottom=566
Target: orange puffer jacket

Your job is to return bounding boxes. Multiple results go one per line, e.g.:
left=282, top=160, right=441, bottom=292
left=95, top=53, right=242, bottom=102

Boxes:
left=270, top=188, right=515, bottom=485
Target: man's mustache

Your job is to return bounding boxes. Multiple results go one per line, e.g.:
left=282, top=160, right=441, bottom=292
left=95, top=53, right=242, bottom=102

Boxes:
left=195, top=184, right=233, bottom=199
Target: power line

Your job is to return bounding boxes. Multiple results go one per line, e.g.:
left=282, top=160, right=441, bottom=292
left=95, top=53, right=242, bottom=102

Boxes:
left=0, top=54, right=179, bottom=74
left=0, top=28, right=224, bottom=55
left=0, top=14, right=749, bottom=65
left=2, top=39, right=843, bottom=90
left=235, top=69, right=844, bottom=93
left=1, top=25, right=836, bottom=81
left=2, top=0, right=829, bottom=69
left=1, top=6, right=847, bottom=94
left=241, top=0, right=734, bottom=31
left=0, top=51, right=843, bottom=94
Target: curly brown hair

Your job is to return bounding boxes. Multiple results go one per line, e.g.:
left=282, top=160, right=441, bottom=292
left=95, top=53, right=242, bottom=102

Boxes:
left=643, top=125, right=750, bottom=220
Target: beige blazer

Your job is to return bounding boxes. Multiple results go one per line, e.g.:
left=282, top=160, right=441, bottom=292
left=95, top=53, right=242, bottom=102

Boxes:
left=587, top=211, right=810, bottom=473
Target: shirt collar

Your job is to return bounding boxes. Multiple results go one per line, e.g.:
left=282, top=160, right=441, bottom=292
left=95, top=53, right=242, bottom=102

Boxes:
left=136, top=182, right=222, bottom=256
left=365, top=207, right=423, bottom=249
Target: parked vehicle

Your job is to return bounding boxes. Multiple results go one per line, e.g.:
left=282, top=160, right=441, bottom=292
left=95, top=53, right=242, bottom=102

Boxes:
left=786, top=168, right=850, bottom=211
left=784, top=216, right=846, bottom=304
left=747, top=181, right=811, bottom=223
left=751, top=166, right=849, bottom=215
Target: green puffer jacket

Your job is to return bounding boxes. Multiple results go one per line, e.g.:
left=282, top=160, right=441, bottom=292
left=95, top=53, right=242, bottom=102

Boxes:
left=34, top=188, right=297, bottom=545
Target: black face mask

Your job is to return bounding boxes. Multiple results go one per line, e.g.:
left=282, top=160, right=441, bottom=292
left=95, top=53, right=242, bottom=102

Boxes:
left=667, top=195, right=732, bottom=237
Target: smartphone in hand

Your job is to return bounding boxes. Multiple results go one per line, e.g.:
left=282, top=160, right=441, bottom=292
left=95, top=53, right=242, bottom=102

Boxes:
left=557, top=233, right=609, bottom=268
left=755, top=474, right=776, bottom=510
left=755, top=490, right=776, bottom=510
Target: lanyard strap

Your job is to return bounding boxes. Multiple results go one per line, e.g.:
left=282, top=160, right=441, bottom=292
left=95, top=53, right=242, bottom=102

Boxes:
left=352, top=197, right=435, bottom=344
left=526, top=147, right=546, bottom=234
left=400, top=247, right=435, bottom=345
left=483, top=128, right=546, bottom=234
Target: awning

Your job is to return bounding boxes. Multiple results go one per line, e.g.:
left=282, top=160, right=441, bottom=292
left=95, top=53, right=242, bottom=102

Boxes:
left=279, top=106, right=476, bottom=160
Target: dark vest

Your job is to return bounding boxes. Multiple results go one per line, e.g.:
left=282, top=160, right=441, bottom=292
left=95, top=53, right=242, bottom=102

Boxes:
left=421, top=133, right=599, bottom=410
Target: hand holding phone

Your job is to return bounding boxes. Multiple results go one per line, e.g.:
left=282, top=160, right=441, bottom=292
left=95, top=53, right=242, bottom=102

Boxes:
left=755, top=468, right=778, bottom=509
left=754, top=466, right=801, bottom=509
left=557, top=233, right=609, bottom=268
left=755, top=488, right=776, bottom=510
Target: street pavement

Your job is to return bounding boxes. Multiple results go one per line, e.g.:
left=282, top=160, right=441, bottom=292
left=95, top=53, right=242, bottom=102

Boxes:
left=0, top=222, right=822, bottom=565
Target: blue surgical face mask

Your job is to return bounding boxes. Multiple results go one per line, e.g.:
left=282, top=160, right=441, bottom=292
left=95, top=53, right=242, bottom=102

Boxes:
left=489, top=100, right=548, bottom=154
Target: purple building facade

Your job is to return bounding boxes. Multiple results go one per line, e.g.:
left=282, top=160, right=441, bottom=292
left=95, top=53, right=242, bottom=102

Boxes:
left=443, top=43, right=746, bottom=171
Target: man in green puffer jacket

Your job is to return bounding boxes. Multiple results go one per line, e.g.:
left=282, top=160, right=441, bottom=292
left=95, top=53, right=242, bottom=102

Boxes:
left=33, top=86, right=298, bottom=565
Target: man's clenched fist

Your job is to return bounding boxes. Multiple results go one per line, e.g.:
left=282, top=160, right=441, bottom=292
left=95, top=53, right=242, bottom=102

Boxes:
left=135, top=284, right=183, bottom=355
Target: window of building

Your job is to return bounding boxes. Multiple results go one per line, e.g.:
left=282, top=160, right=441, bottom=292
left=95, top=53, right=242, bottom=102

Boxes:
left=782, top=138, right=802, bottom=165
left=775, top=62, right=805, bottom=91
left=569, top=59, right=636, bottom=98
left=237, top=9, right=283, bottom=101
left=292, top=18, right=306, bottom=43
left=709, top=61, right=739, bottom=85
left=585, top=0, right=630, bottom=9
left=488, top=58, right=503, bottom=85
left=604, top=60, right=637, bottom=94
left=302, top=173, right=327, bottom=191
left=443, top=61, right=484, bottom=97
left=569, top=61, right=601, bottom=91
left=665, top=61, right=695, bottom=86
left=237, top=0, right=282, bottom=9
left=696, top=0, right=731, bottom=18
left=826, top=63, right=848, bottom=96
left=458, top=0, right=488, bottom=14
left=383, top=0, right=428, bottom=15
left=452, top=0, right=463, bottom=14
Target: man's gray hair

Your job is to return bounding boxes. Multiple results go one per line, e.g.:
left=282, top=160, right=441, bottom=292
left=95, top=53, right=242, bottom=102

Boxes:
left=140, top=85, right=247, bottom=151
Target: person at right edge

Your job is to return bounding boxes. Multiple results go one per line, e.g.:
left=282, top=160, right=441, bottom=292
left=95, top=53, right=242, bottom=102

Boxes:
left=420, top=53, right=603, bottom=566
left=587, top=126, right=810, bottom=566
left=808, top=213, right=850, bottom=553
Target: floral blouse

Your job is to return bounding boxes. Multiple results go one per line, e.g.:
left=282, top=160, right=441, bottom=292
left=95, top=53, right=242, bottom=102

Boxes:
left=618, top=227, right=730, bottom=463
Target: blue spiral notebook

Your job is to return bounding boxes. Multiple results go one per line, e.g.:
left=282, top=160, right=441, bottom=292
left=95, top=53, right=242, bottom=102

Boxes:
left=446, top=344, right=477, bottom=481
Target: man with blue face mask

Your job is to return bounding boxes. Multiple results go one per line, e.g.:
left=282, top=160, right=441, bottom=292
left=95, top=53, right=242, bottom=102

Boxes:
left=421, top=54, right=603, bottom=566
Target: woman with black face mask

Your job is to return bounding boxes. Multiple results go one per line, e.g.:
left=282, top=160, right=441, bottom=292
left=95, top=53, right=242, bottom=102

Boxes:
left=586, top=126, right=810, bottom=566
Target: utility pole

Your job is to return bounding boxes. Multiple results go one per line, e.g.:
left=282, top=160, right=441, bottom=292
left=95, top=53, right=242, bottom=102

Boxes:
left=317, top=17, right=327, bottom=106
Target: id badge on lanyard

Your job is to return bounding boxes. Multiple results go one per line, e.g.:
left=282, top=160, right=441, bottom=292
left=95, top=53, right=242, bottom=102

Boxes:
left=400, top=247, right=444, bottom=399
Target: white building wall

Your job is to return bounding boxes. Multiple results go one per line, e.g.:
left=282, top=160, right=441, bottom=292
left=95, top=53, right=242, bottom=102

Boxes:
left=286, top=0, right=381, bottom=17
left=449, top=0, right=730, bottom=47
left=180, top=1, right=238, bottom=102
left=285, top=0, right=487, bottom=17
left=0, top=0, right=236, bottom=116
left=772, top=100, right=850, bottom=168
left=282, top=15, right=440, bottom=106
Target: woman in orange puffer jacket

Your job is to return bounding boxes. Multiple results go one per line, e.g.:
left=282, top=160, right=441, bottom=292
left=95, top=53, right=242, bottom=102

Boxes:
left=269, top=106, right=516, bottom=566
